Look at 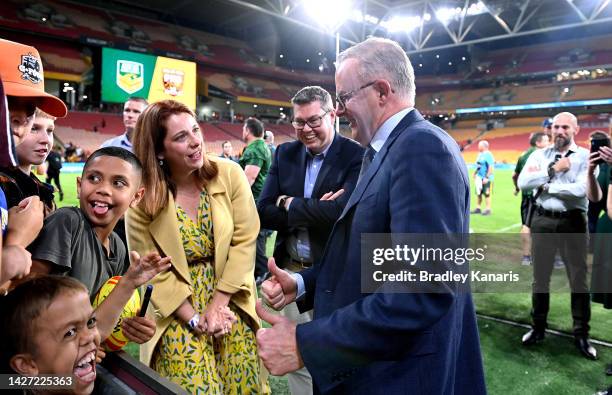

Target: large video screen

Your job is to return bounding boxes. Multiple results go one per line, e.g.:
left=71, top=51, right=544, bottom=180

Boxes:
left=101, top=47, right=196, bottom=109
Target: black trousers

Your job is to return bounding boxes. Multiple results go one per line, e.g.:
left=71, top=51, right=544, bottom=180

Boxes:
left=255, top=229, right=269, bottom=279
left=530, top=210, right=591, bottom=336
left=46, top=171, right=62, bottom=193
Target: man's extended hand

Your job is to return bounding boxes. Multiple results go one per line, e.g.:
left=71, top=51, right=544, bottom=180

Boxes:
left=256, top=300, right=303, bottom=375
left=261, top=257, right=297, bottom=310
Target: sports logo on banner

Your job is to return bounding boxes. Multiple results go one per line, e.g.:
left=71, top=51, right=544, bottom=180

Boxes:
left=103, top=48, right=195, bottom=108
left=116, top=60, right=144, bottom=94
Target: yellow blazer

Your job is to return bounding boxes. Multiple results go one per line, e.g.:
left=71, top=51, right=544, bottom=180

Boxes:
left=126, top=155, right=261, bottom=366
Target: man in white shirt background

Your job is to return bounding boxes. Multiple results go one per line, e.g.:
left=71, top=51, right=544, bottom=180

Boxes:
left=518, top=111, right=597, bottom=360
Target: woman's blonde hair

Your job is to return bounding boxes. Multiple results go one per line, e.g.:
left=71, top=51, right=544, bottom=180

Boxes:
left=132, top=100, right=218, bottom=217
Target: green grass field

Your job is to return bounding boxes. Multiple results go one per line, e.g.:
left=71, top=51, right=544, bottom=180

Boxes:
left=52, top=169, right=611, bottom=394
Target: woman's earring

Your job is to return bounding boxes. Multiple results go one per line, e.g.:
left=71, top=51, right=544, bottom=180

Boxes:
left=158, top=158, right=164, bottom=166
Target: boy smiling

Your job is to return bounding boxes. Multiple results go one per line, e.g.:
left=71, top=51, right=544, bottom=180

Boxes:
left=0, top=276, right=101, bottom=395
left=28, top=147, right=170, bottom=344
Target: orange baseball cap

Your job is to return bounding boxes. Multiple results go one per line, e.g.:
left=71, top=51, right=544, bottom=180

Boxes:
left=0, top=38, right=67, bottom=118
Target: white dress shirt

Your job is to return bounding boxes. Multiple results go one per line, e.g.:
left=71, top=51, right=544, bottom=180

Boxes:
left=517, top=142, right=594, bottom=212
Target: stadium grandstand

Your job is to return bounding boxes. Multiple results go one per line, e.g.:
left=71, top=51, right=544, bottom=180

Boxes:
left=2, top=0, right=612, bottom=393
left=1, top=0, right=611, bottom=165
left=0, top=0, right=612, bottom=163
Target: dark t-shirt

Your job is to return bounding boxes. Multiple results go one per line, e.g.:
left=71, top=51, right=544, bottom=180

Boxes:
left=46, top=151, right=63, bottom=173
left=0, top=167, right=55, bottom=211
left=28, top=207, right=128, bottom=298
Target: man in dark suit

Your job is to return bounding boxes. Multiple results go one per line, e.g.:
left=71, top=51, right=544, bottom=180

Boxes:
left=257, top=85, right=363, bottom=395
left=256, top=37, right=486, bottom=395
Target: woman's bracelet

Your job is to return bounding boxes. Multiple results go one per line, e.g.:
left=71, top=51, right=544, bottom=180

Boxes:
left=187, top=313, right=200, bottom=331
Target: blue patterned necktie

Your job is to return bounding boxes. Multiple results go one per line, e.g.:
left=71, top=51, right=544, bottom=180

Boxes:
left=358, top=145, right=376, bottom=182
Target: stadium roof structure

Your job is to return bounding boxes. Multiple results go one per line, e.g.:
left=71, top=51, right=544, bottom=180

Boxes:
left=216, top=0, right=612, bottom=53
left=109, top=0, right=612, bottom=55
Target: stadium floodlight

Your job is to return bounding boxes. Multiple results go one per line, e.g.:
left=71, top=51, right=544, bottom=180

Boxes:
left=382, top=15, right=423, bottom=33
left=350, top=9, right=364, bottom=23
left=350, top=10, right=381, bottom=25
left=467, top=1, right=488, bottom=16
left=435, top=7, right=458, bottom=25
left=435, top=2, right=487, bottom=26
left=364, top=14, right=380, bottom=24
left=303, top=0, right=353, bottom=31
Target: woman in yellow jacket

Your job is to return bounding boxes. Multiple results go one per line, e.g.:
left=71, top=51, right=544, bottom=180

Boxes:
left=126, top=100, right=268, bottom=394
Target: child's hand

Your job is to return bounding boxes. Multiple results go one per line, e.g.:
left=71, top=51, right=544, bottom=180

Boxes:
left=95, top=345, right=106, bottom=364
left=0, top=245, right=32, bottom=282
left=122, top=314, right=156, bottom=344
left=123, top=251, right=172, bottom=289
left=5, top=196, right=44, bottom=247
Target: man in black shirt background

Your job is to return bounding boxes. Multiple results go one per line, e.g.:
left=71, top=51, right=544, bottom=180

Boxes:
left=46, top=145, right=63, bottom=201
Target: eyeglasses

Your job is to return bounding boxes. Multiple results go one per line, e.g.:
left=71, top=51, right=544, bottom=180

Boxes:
left=292, top=109, right=331, bottom=130
left=336, top=81, right=377, bottom=111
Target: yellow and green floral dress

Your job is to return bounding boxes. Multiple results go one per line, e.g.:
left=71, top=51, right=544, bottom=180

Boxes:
left=151, top=190, right=264, bottom=394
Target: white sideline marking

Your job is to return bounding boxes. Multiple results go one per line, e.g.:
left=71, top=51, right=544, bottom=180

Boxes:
left=477, top=314, right=612, bottom=348
left=494, top=223, right=521, bottom=233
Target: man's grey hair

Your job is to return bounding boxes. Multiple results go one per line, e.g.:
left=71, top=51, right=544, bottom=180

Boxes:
left=337, top=37, right=415, bottom=104
left=291, top=86, right=334, bottom=112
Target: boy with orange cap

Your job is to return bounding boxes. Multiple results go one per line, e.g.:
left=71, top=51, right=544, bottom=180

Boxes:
left=0, top=38, right=67, bottom=289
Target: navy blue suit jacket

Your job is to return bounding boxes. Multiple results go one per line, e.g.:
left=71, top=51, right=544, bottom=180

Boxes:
left=257, top=133, right=364, bottom=265
left=295, top=110, right=487, bottom=394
